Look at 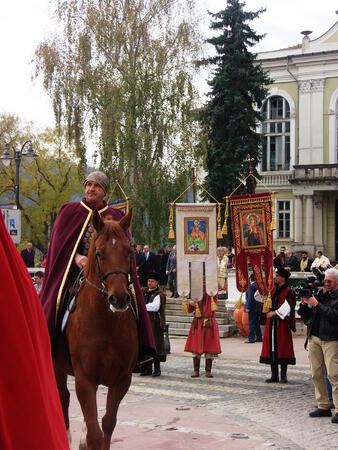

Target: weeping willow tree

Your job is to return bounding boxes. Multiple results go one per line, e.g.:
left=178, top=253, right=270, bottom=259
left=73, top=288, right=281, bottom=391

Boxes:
left=35, top=0, right=203, bottom=246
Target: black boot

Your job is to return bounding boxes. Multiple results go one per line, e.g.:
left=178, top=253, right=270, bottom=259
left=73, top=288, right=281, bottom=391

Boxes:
left=280, top=363, right=288, bottom=383
left=191, top=357, right=200, bottom=377
left=152, top=359, right=161, bottom=377
left=265, top=363, right=279, bottom=383
left=205, top=359, right=214, bottom=378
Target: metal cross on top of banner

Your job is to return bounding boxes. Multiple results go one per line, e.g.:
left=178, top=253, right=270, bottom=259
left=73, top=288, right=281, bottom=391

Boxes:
left=222, top=155, right=277, bottom=314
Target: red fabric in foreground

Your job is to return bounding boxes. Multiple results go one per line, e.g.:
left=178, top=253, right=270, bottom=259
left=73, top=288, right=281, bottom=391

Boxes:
left=0, top=211, right=69, bottom=450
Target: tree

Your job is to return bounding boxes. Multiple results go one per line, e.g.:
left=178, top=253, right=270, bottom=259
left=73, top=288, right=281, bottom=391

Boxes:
left=201, top=0, right=270, bottom=201
left=35, top=0, right=203, bottom=247
left=0, top=115, right=82, bottom=254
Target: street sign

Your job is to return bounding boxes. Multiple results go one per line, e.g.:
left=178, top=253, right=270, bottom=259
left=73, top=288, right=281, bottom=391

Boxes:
left=2, top=209, right=21, bottom=244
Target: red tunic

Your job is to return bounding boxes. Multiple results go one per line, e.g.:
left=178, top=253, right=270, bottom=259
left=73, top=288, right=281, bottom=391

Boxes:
left=40, top=199, right=155, bottom=357
left=260, top=284, right=296, bottom=365
left=184, top=294, right=221, bottom=355
left=0, top=211, right=69, bottom=450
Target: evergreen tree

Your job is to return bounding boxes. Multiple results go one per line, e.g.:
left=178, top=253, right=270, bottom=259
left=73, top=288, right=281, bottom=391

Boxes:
left=202, top=0, right=270, bottom=200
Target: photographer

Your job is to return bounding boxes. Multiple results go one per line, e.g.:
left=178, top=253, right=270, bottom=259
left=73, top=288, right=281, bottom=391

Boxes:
left=299, top=268, right=338, bottom=423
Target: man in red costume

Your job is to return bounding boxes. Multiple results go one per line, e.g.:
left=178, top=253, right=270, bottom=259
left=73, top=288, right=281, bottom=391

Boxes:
left=0, top=211, right=69, bottom=450
left=260, top=266, right=296, bottom=383
left=40, top=171, right=155, bottom=367
left=184, top=293, right=221, bottom=378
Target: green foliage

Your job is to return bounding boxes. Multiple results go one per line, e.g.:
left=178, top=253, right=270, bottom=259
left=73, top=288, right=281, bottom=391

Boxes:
left=0, top=115, right=82, bottom=254
left=201, top=0, right=271, bottom=201
left=35, top=0, right=203, bottom=248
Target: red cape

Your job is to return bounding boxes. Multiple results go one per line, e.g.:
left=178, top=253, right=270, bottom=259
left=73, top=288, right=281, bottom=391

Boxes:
left=40, top=200, right=155, bottom=356
left=0, top=211, right=69, bottom=450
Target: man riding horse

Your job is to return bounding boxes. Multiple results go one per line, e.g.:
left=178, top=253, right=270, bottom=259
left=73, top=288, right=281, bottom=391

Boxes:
left=40, top=170, right=156, bottom=368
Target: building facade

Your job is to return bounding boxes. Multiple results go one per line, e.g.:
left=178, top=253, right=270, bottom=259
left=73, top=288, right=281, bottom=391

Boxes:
left=256, top=19, right=338, bottom=261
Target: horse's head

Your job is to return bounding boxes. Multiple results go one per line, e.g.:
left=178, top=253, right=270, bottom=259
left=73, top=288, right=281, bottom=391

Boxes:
left=88, top=209, right=133, bottom=312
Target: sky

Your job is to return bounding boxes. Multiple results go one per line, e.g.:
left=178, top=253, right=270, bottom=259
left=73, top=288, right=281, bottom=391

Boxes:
left=0, top=0, right=337, bottom=132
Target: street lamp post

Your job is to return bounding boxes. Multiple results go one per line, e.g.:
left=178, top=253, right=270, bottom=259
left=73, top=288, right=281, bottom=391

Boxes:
left=0, top=140, right=37, bottom=209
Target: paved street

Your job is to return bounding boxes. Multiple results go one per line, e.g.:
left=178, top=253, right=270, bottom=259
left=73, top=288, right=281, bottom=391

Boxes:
left=68, top=336, right=338, bottom=449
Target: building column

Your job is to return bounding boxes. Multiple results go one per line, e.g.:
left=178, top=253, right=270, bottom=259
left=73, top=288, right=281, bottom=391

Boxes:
left=294, top=196, right=303, bottom=243
left=314, top=194, right=324, bottom=249
left=304, top=195, right=314, bottom=244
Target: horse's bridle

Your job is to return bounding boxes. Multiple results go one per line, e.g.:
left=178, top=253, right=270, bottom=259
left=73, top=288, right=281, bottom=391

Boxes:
left=82, top=230, right=133, bottom=312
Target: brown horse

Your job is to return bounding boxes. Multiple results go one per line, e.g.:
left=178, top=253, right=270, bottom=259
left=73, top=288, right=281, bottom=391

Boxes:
left=53, top=209, right=138, bottom=450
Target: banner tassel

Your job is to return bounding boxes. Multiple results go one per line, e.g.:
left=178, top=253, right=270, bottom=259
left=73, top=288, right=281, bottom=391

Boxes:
left=263, top=292, right=272, bottom=313
left=168, top=202, right=175, bottom=239
left=195, top=301, right=202, bottom=318
left=181, top=292, right=187, bottom=313
left=222, top=196, right=229, bottom=235
left=234, top=292, right=243, bottom=310
left=210, top=292, right=217, bottom=312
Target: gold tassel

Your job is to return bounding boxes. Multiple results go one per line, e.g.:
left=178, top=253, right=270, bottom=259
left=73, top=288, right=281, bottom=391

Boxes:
left=168, top=202, right=175, bottom=239
left=210, top=292, right=217, bottom=312
left=222, top=196, right=229, bottom=235
left=270, top=192, right=276, bottom=231
left=195, top=301, right=201, bottom=318
left=181, top=292, right=187, bottom=313
left=217, top=203, right=223, bottom=239
left=234, top=292, right=243, bottom=310
left=262, top=291, right=272, bottom=313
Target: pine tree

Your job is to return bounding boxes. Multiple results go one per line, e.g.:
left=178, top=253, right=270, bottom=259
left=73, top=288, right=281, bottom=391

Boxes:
left=202, top=0, right=270, bottom=200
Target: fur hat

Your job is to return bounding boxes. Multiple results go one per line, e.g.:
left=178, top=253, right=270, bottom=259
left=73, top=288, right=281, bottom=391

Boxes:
left=275, top=266, right=291, bottom=279
left=84, top=171, right=109, bottom=194
left=147, top=272, right=160, bottom=282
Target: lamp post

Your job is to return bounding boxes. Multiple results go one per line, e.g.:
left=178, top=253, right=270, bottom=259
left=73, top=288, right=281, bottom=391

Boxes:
left=0, top=140, right=37, bottom=209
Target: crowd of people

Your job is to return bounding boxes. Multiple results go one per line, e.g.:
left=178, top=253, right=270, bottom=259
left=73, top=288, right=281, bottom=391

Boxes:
left=10, top=171, right=338, bottom=428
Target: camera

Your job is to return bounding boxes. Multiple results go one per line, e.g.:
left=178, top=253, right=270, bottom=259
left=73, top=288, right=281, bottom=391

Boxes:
left=300, top=270, right=325, bottom=299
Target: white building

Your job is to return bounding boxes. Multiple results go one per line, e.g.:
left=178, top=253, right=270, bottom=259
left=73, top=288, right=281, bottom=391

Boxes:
left=256, top=18, right=338, bottom=261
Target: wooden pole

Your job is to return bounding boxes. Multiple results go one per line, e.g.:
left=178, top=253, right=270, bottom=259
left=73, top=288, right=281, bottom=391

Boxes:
left=192, top=168, right=196, bottom=203
left=245, top=154, right=256, bottom=194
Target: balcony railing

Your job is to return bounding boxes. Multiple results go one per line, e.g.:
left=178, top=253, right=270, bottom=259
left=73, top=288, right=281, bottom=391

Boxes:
left=258, top=172, right=291, bottom=186
left=291, top=164, right=338, bottom=182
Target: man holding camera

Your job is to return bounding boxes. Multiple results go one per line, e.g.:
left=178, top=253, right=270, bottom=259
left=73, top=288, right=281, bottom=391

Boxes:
left=299, top=268, right=338, bottom=423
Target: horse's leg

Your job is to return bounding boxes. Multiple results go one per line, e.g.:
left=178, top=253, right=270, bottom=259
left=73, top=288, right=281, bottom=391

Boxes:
left=75, top=375, right=102, bottom=450
left=54, top=365, right=72, bottom=445
left=101, top=376, right=132, bottom=450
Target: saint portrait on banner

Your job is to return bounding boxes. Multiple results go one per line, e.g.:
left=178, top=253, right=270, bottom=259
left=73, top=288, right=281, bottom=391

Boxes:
left=240, top=211, right=266, bottom=249
left=184, top=218, right=209, bottom=254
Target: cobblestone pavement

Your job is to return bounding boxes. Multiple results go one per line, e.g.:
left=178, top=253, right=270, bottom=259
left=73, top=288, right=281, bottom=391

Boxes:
left=68, top=353, right=338, bottom=449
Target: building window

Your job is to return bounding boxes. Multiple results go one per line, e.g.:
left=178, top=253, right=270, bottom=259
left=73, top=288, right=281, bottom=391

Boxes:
left=262, top=96, right=291, bottom=171
left=277, top=200, right=291, bottom=238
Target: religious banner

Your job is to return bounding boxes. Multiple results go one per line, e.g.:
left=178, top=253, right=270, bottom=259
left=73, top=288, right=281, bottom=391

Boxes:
left=230, top=192, right=274, bottom=300
left=108, top=197, right=129, bottom=214
left=175, top=203, right=218, bottom=301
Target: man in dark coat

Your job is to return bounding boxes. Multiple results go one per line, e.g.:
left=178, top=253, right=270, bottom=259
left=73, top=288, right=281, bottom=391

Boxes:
left=260, top=266, right=296, bottom=383
left=244, top=274, right=263, bottom=343
left=142, top=272, right=166, bottom=377
left=20, top=242, right=35, bottom=267
left=285, top=250, right=299, bottom=272
left=40, top=171, right=156, bottom=367
left=135, top=244, right=146, bottom=287
left=156, top=248, right=168, bottom=293
left=299, top=268, right=338, bottom=423
left=166, top=245, right=178, bottom=298
left=143, top=244, right=157, bottom=282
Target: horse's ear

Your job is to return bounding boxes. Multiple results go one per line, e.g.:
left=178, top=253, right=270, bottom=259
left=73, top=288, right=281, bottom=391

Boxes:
left=92, top=210, right=105, bottom=233
left=120, top=208, right=133, bottom=232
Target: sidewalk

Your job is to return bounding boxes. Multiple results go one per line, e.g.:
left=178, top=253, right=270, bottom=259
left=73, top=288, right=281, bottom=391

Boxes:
left=169, top=334, right=310, bottom=365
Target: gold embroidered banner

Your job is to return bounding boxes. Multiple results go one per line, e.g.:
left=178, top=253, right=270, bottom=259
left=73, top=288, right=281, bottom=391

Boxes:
left=230, top=193, right=274, bottom=296
left=176, top=203, right=218, bottom=299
